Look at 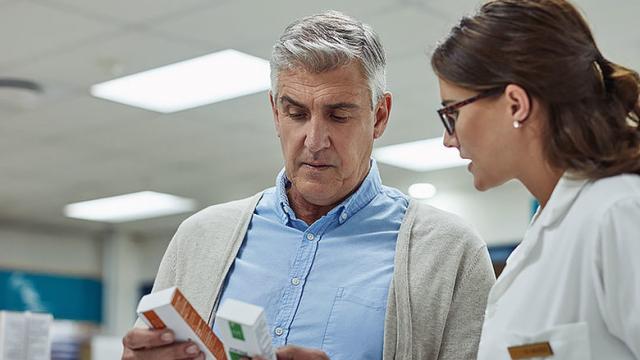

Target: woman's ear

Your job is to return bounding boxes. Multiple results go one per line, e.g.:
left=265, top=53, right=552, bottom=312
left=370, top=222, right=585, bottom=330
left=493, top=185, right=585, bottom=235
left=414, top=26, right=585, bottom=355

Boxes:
left=504, top=84, right=531, bottom=123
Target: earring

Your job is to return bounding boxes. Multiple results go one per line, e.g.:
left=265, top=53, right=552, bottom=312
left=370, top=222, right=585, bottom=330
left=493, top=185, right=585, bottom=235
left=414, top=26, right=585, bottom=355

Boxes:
left=513, top=120, right=521, bottom=129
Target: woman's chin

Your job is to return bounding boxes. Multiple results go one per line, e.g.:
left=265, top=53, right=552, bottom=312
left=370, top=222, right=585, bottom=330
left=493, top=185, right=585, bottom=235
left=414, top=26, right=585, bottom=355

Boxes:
left=472, top=172, right=493, bottom=192
left=473, top=181, right=490, bottom=192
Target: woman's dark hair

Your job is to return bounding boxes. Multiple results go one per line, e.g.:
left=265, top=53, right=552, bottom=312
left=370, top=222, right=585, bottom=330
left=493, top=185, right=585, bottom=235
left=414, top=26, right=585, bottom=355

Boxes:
left=431, top=0, right=640, bottom=179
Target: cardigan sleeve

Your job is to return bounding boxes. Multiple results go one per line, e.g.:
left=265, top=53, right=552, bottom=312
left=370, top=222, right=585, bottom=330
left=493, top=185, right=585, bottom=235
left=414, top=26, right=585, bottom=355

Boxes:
left=133, top=221, right=183, bottom=328
left=399, top=202, right=495, bottom=360
left=437, top=243, right=495, bottom=360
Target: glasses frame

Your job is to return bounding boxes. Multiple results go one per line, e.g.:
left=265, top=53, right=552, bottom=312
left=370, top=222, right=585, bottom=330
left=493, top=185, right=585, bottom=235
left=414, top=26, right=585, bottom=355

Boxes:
left=437, top=86, right=505, bottom=135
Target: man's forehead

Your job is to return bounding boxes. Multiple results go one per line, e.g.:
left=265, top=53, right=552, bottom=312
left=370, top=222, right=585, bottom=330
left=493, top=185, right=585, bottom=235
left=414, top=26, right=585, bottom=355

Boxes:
left=277, top=92, right=367, bottom=111
left=277, top=69, right=369, bottom=105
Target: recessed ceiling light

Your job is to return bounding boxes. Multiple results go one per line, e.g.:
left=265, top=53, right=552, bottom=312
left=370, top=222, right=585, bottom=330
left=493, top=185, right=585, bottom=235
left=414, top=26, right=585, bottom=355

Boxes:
left=64, top=191, right=197, bottom=223
left=0, top=78, right=43, bottom=110
left=90, top=49, right=270, bottom=113
left=373, top=137, right=470, bottom=172
left=408, top=183, right=437, bottom=199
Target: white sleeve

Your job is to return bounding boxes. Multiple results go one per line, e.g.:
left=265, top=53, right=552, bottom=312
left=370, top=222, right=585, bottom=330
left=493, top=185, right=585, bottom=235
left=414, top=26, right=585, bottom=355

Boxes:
left=598, top=197, right=640, bottom=358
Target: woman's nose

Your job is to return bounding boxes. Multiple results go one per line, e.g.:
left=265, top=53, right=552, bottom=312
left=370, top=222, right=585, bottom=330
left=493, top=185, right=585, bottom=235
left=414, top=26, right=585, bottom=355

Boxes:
left=443, top=130, right=459, bottom=148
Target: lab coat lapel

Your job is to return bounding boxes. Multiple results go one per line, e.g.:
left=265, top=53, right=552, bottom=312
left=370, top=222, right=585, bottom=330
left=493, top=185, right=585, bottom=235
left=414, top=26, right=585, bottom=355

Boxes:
left=486, top=174, right=590, bottom=307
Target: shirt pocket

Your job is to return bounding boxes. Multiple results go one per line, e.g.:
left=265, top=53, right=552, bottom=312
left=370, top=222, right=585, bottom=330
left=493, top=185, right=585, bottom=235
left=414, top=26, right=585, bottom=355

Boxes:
left=321, top=286, right=389, bottom=360
left=504, top=322, right=591, bottom=360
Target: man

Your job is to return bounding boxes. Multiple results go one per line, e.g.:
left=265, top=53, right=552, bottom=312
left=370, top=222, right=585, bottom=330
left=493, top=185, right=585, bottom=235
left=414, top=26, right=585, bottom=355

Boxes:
left=122, top=11, right=495, bottom=360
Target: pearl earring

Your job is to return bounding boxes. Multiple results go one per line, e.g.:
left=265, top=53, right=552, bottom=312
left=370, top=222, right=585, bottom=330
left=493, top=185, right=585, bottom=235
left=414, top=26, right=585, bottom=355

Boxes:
left=513, top=120, right=521, bottom=129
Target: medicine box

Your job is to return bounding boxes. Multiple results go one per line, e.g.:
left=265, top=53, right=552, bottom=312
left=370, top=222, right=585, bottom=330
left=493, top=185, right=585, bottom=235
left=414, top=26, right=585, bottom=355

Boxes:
left=216, top=299, right=276, bottom=360
left=137, top=287, right=227, bottom=360
left=0, top=311, right=52, bottom=360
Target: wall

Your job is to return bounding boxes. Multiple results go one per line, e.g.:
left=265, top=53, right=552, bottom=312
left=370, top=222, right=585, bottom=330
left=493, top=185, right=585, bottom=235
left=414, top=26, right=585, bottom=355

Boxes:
left=0, top=228, right=101, bottom=276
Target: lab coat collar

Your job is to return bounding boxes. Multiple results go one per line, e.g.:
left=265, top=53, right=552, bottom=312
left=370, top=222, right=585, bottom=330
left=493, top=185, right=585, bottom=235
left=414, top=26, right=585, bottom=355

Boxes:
left=533, top=172, right=590, bottom=230
left=487, top=172, right=590, bottom=308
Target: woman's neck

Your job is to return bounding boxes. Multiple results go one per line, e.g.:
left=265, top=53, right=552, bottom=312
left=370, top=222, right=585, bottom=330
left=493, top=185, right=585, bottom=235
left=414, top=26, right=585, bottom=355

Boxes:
left=520, top=163, right=565, bottom=209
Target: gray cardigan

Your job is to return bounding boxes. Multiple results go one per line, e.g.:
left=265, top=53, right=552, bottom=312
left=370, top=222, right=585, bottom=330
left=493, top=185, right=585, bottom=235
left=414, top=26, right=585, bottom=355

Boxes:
left=141, top=192, right=495, bottom=359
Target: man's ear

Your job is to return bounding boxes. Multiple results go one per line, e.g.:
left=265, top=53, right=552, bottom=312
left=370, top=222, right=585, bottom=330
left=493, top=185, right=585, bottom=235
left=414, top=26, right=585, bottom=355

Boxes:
left=504, top=84, right=531, bottom=123
left=373, top=92, right=392, bottom=139
left=269, top=91, right=281, bottom=137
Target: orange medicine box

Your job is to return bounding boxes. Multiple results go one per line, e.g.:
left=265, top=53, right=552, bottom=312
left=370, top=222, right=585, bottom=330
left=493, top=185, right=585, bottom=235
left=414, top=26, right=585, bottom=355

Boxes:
left=137, top=287, right=227, bottom=360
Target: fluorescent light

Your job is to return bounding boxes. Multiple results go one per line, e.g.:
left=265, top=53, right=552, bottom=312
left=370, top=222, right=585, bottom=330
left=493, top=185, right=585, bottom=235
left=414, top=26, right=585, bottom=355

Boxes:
left=90, top=49, right=270, bottom=113
left=408, top=183, right=437, bottom=199
left=373, top=137, right=470, bottom=172
left=64, top=191, right=197, bottom=223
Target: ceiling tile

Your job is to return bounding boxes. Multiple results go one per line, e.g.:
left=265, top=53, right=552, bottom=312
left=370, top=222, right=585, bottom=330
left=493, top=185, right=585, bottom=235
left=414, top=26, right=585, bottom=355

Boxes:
left=36, top=0, right=211, bottom=24
left=152, top=0, right=396, bottom=54
left=0, top=1, right=119, bottom=68
left=4, top=29, right=211, bottom=88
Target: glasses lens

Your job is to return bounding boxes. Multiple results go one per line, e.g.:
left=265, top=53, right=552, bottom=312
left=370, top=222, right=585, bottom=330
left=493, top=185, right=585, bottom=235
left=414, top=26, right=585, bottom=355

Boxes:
left=439, top=112, right=455, bottom=135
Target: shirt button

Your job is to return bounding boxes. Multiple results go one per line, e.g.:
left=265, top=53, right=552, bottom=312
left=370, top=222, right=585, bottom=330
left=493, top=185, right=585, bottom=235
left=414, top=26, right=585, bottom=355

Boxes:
left=306, top=233, right=315, bottom=241
left=340, top=212, right=348, bottom=220
left=274, top=327, right=284, bottom=336
left=291, top=277, right=301, bottom=286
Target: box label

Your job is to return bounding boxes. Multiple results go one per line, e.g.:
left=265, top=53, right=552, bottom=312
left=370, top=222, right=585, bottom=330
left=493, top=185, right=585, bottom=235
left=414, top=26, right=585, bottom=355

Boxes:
left=229, top=321, right=245, bottom=341
left=229, top=349, right=249, bottom=360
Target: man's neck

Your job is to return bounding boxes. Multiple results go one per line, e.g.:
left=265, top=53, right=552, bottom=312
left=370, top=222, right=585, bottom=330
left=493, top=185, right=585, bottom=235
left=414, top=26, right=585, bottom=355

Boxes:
left=287, top=189, right=338, bottom=225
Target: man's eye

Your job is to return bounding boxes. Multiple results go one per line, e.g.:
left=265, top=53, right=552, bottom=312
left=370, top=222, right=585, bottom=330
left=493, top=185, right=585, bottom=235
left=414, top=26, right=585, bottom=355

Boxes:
left=288, top=113, right=306, bottom=119
left=331, top=114, right=348, bottom=122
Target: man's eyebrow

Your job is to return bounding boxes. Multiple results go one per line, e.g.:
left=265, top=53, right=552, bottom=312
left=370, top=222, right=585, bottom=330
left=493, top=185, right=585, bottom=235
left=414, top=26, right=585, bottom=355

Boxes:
left=325, top=102, right=360, bottom=110
left=279, top=95, right=307, bottom=109
left=441, top=99, right=456, bottom=107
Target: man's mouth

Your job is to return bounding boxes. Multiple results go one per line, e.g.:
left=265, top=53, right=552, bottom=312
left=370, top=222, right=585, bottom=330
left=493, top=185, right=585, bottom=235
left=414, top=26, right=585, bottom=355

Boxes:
left=302, top=162, right=332, bottom=169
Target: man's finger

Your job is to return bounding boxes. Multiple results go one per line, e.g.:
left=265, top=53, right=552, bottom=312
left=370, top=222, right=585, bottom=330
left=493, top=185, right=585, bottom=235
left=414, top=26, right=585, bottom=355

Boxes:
left=276, top=345, right=330, bottom=360
left=122, top=328, right=175, bottom=350
left=144, top=341, right=202, bottom=359
left=122, top=341, right=201, bottom=360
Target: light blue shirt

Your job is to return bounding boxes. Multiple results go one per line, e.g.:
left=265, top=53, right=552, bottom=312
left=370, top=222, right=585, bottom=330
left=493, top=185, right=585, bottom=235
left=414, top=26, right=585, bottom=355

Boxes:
left=214, top=160, right=408, bottom=359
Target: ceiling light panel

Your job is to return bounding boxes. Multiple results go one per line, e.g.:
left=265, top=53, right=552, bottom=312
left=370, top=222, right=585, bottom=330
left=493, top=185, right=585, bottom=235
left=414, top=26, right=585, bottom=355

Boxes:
left=90, top=49, right=270, bottom=113
left=373, top=137, right=470, bottom=172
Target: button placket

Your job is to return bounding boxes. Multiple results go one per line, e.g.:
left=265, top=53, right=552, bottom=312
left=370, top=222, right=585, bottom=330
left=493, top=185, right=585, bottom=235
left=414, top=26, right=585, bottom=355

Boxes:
left=272, top=228, right=323, bottom=346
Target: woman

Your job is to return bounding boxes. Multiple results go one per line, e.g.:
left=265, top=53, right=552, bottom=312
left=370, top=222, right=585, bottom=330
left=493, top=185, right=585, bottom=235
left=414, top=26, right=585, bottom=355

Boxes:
left=431, top=0, right=640, bottom=359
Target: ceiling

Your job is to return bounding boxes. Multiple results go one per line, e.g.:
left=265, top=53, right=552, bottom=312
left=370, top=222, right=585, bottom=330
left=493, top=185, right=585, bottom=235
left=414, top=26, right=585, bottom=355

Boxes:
left=1, top=0, right=639, bottom=239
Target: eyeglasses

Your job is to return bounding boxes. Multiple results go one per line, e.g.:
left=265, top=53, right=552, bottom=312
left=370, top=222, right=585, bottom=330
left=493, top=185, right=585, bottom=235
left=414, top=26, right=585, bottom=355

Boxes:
left=437, top=87, right=505, bottom=135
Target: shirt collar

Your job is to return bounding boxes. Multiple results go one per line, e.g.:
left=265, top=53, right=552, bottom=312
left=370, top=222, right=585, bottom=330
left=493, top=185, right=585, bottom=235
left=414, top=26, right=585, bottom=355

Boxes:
left=274, top=159, right=383, bottom=225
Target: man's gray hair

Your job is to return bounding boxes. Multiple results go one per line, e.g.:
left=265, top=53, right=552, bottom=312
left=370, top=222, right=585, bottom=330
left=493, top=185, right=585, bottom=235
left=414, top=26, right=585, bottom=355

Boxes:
left=270, top=10, right=387, bottom=106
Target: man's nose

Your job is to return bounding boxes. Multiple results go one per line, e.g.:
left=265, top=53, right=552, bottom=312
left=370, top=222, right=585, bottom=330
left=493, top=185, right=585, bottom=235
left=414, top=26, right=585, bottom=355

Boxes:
left=304, top=116, right=331, bottom=152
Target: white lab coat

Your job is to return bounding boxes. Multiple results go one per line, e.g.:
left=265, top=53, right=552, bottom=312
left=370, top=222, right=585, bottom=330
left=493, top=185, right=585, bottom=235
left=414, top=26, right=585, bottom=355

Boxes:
left=477, top=173, right=640, bottom=360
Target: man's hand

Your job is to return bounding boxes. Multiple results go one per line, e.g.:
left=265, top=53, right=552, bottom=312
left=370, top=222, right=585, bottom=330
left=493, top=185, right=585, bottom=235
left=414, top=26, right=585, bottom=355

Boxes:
left=121, top=328, right=204, bottom=360
left=276, top=346, right=329, bottom=360
left=247, top=345, right=330, bottom=360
